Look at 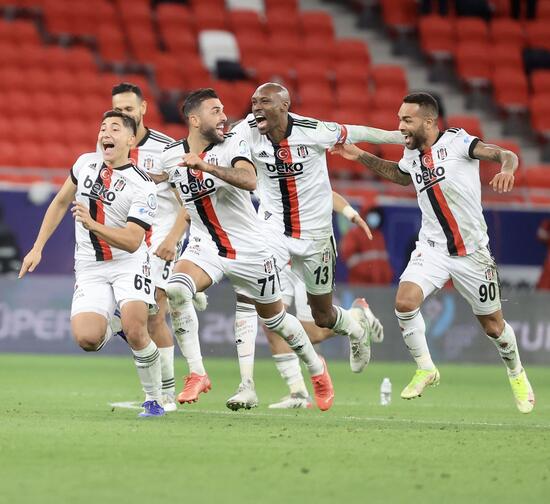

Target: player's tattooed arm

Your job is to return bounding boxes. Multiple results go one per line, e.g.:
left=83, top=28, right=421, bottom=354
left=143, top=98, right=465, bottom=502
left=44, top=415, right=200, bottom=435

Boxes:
left=180, top=153, right=256, bottom=191
left=472, top=141, right=518, bottom=193
left=330, top=144, right=411, bottom=186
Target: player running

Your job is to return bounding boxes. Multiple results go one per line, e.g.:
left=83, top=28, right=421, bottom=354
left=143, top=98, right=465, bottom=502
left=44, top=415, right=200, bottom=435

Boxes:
left=161, top=88, right=335, bottom=411
left=225, top=83, right=402, bottom=408
left=331, top=92, right=535, bottom=414
left=109, top=82, right=203, bottom=412
left=19, top=111, right=165, bottom=417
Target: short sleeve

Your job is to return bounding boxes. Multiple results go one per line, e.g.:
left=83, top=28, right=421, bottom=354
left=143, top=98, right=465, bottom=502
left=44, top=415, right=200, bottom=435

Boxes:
left=160, top=143, right=183, bottom=186
left=70, top=153, right=90, bottom=185
left=453, top=129, right=480, bottom=160
left=225, top=132, right=254, bottom=168
left=127, top=183, right=157, bottom=230
left=398, top=158, right=410, bottom=174
left=314, top=121, right=348, bottom=149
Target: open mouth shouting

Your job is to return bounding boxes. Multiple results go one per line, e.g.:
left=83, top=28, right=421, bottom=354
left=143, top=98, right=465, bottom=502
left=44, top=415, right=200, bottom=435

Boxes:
left=254, top=113, right=268, bottom=131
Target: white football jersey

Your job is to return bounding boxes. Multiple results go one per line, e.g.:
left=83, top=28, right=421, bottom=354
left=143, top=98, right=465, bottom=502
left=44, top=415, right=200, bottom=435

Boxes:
left=232, top=113, right=348, bottom=240
left=129, top=128, right=179, bottom=245
left=398, top=128, right=489, bottom=256
left=161, top=132, right=265, bottom=259
left=70, top=152, right=158, bottom=262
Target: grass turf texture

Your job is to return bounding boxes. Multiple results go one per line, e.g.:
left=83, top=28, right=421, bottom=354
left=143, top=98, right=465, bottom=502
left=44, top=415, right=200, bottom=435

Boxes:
left=0, top=354, right=548, bottom=504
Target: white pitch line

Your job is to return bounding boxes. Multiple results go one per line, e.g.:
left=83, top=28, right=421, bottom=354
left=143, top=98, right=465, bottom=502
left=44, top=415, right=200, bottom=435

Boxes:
left=108, top=401, right=550, bottom=429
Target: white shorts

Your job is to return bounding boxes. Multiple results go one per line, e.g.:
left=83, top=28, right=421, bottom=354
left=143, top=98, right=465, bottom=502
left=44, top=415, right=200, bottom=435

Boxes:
left=71, top=252, right=155, bottom=319
left=179, top=235, right=281, bottom=304
left=149, top=240, right=183, bottom=292
left=281, top=265, right=314, bottom=322
left=268, top=230, right=337, bottom=296
left=400, top=242, right=502, bottom=316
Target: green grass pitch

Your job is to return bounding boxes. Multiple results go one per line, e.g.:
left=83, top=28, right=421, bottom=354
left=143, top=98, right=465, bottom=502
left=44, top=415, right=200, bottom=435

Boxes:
left=0, top=354, right=548, bottom=504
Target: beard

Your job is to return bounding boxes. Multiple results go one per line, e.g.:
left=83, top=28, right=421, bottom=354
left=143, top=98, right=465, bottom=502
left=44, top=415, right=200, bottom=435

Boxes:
left=200, top=124, right=224, bottom=144
left=409, top=129, right=427, bottom=150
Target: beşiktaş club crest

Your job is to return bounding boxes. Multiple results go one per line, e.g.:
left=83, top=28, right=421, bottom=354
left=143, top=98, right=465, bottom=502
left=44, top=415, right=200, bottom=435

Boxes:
left=276, top=147, right=290, bottom=161
left=297, top=145, right=308, bottom=158
left=322, top=248, right=331, bottom=264
left=113, top=178, right=126, bottom=191
left=485, top=266, right=495, bottom=281
left=437, top=148, right=448, bottom=160
left=143, top=156, right=155, bottom=170
left=264, top=258, right=274, bottom=274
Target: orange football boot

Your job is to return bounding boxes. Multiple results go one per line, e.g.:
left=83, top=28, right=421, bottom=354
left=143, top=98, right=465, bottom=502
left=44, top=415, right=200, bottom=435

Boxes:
left=310, top=357, right=334, bottom=411
left=177, top=373, right=212, bottom=404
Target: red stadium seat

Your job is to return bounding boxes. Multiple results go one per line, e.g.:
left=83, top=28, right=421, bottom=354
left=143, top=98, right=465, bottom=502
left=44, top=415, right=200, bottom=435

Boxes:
left=160, top=124, right=189, bottom=142
left=455, top=42, right=492, bottom=85
left=126, top=24, right=160, bottom=62
left=332, top=109, right=371, bottom=126
left=236, top=33, right=269, bottom=68
left=380, top=0, right=417, bottom=29
left=489, top=18, right=524, bottom=47
left=493, top=70, right=529, bottom=111
left=299, top=83, right=334, bottom=108
left=370, top=89, right=404, bottom=113
left=189, top=0, right=225, bottom=8
left=264, top=0, right=298, bottom=15
left=192, top=4, right=228, bottom=31
left=266, top=34, right=304, bottom=67
left=522, top=166, right=550, bottom=189
left=455, top=17, right=489, bottom=45
left=446, top=115, right=484, bottom=139
left=333, top=62, right=369, bottom=88
left=491, top=44, right=524, bottom=72
left=335, top=39, right=370, bottom=67
left=266, top=10, right=301, bottom=38
left=525, top=21, right=550, bottom=50
left=370, top=65, right=408, bottom=94
left=157, top=4, right=194, bottom=35
left=336, top=83, right=371, bottom=112
left=293, top=60, right=331, bottom=86
left=292, top=104, right=334, bottom=122
left=369, top=111, right=398, bottom=131
left=154, top=54, right=189, bottom=92
left=97, top=25, right=128, bottom=62
left=229, top=10, right=265, bottom=38
left=162, top=27, right=197, bottom=54
left=418, top=15, right=454, bottom=59
left=0, top=19, right=41, bottom=46
left=530, top=71, right=550, bottom=95
left=300, top=11, right=335, bottom=40
left=302, top=37, right=338, bottom=68
left=379, top=144, right=405, bottom=163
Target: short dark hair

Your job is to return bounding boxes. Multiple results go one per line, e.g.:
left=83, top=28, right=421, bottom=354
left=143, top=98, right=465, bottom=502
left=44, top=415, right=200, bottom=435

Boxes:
left=403, top=92, right=439, bottom=117
left=102, top=110, right=137, bottom=135
left=181, top=88, right=219, bottom=121
left=112, top=82, right=144, bottom=100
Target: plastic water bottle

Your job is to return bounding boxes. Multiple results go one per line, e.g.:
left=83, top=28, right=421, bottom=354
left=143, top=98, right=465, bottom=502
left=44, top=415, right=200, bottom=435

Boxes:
left=380, top=377, right=392, bottom=406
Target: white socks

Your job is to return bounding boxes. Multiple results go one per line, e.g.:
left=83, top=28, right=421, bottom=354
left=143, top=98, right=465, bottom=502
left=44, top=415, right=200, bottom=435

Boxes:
left=273, top=353, right=308, bottom=395
left=332, top=306, right=364, bottom=339
left=168, top=273, right=206, bottom=376
left=261, top=310, right=323, bottom=376
left=488, top=321, right=523, bottom=377
left=132, top=340, right=162, bottom=402
left=395, top=308, right=435, bottom=371
left=158, top=346, right=175, bottom=397
left=235, top=302, right=257, bottom=383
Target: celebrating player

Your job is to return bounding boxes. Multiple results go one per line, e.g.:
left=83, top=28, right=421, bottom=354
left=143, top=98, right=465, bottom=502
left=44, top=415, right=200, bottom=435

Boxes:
left=225, top=83, right=403, bottom=407
left=331, top=92, right=535, bottom=413
left=162, top=88, right=335, bottom=411
left=110, top=82, right=194, bottom=412
left=19, top=111, right=165, bottom=417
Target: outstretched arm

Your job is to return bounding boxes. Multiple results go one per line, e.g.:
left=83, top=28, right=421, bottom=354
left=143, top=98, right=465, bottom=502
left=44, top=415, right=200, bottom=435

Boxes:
left=19, top=177, right=77, bottom=278
left=332, top=191, right=372, bottom=240
left=330, top=144, right=411, bottom=186
left=345, top=125, right=404, bottom=145
left=472, top=141, right=518, bottom=193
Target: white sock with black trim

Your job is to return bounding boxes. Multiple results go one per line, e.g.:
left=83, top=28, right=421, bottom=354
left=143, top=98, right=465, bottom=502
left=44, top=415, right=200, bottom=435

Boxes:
left=132, top=340, right=162, bottom=402
left=395, top=308, right=435, bottom=371
left=235, top=301, right=257, bottom=384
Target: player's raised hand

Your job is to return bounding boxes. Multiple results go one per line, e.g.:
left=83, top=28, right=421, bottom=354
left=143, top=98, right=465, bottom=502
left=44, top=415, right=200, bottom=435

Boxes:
left=18, top=248, right=42, bottom=278
left=490, top=171, right=515, bottom=193
left=329, top=143, right=362, bottom=161
left=71, top=201, right=95, bottom=230
left=154, top=236, right=177, bottom=261
left=351, top=214, right=373, bottom=240
left=179, top=153, right=208, bottom=171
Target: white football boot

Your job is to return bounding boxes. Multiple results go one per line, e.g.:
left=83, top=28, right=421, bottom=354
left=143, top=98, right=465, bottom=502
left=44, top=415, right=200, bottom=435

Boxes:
left=226, top=379, right=259, bottom=411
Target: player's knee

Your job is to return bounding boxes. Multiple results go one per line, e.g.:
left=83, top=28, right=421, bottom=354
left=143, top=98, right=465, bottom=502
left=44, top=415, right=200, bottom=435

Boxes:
left=73, top=332, right=103, bottom=352
left=123, top=321, right=148, bottom=346
left=166, top=273, right=195, bottom=306
left=310, top=307, right=334, bottom=329
left=480, top=316, right=504, bottom=338
left=395, top=295, right=420, bottom=314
